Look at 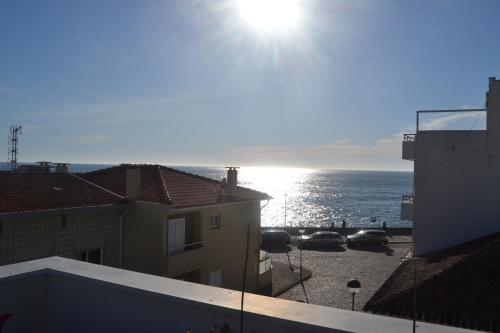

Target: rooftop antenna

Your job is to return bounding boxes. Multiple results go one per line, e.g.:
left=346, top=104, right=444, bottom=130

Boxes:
left=7, top=125, right=22, bottom=171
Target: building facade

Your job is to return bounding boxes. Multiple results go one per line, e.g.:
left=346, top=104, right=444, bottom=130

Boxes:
left=0, top=173, right=129, bottom=267
left=81, top=165, right=271, bottom=292
left=402, top=77, right=500, bottom=255
left=0, top=164, right=271, bottom=292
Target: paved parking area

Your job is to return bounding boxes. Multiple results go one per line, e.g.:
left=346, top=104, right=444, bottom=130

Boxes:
left=268, top=243, right=411, bottom=311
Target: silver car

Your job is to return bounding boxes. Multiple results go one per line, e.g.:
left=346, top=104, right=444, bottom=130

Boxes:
left=347, top=230, right=389, bottom=246
left=300, top=231, right=345, bottom=247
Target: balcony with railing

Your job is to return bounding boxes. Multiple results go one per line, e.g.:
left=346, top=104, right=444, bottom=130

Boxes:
left=258, top=250, right=272, bottom=289
left=402, top=134, right=415, bottom=160
left=400, top=193, right=414, bottom=221
left=164, top=241, right=206, bottom=277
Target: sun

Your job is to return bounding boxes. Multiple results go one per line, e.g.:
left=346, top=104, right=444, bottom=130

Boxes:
left=237, top=0, right=303, bottom=35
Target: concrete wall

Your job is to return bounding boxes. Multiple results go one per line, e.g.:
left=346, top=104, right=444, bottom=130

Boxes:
left=0, top=210, right=121, bottom=266
left=0, top=272, right=48, bottom=332
left=121, top=202, right=170, bottom=275
left=0, top=258, right=477, bottom=333
left=413, top=130, right=500, bottom=255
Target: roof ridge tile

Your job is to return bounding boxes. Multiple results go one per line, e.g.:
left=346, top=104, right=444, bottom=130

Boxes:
left=156, top=166, right=172, bottom=204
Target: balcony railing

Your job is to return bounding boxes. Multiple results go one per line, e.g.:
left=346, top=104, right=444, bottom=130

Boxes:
left=259, top=250, right=272, bottom=275
left=416, top=109, right=486, bottom=132
left=166, top=241, right=205, bottom=256
left=402, top=135, right=416, bottom=160
left=403, top=134, right=415, bottom=142
left=402, top=193, right=414, bottom=203
left=401, top=193, right=415, bottom=221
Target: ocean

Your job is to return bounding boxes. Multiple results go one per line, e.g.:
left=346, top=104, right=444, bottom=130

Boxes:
left=1, top=163, right=413, bottom=228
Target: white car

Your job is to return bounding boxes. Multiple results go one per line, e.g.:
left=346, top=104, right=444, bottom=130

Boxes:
left=300, top=231, right=345, bottom=247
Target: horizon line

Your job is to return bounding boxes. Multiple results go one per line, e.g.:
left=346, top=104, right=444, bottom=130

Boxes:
left=3, top=161, right=413, bottom=173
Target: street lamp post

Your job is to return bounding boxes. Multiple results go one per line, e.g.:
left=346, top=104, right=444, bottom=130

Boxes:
left=347, top=279, right=361, bottom=311
left=298, top=229, right=305, bottom=282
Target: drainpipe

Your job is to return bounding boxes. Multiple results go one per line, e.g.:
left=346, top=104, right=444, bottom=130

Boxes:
left=119, top=205, right=134, bottom=268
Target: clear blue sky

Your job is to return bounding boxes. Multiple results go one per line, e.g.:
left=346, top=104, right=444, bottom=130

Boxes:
left=1, top=0, right=499, bottom=170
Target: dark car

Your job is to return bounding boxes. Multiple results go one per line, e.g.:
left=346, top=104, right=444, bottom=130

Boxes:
left=347, top=230, right=388, bottom=246
left=300, top=231, right=345, bottom=248
left=261, top=229, right=292, bottom=246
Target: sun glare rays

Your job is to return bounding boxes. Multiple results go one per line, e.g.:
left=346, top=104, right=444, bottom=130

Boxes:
left=236, top=0, right=303, bottom=36
left=175, top=0, right=333, bottom=103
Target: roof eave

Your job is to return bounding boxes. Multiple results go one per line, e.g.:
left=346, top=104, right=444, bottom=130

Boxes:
left=0, top=201, right=135, bottom=219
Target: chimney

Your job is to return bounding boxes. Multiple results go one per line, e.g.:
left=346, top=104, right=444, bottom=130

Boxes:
left=55, top=163, right=69, bottom=173
left=126, top=168, right=141, bottom=200
left=37, top=161, right=51, bottom=173
left=226, top=167, right=239, bottom=198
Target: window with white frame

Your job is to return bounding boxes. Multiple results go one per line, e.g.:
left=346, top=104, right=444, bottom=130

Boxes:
left=210, top=215, right=221, bottom=229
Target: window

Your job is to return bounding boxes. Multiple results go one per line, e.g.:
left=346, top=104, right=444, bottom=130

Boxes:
left=210, top=215, right=221, bottom=229
left=80, top=249, right=102, bottom=264
left=167, top=218, right=186, bottom=255
left=61, top=215, right=67, bottom=228
left=209, top=269, right=222, bottom=287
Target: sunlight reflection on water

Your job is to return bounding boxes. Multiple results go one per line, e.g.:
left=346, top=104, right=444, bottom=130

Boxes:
left=180, top=166, right=413, bottom=228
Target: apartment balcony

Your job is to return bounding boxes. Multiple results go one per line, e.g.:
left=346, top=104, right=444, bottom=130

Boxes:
left=400, top=193, right=414, bottom=221
left=258, top=250, right=272, bottom=289
left=163, top=241, right=205, bottom=277
left=402, top=134, right=415, bottom=161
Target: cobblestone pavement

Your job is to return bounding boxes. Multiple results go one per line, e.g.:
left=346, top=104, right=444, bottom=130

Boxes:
left=269, top=243, right=410, bottom=311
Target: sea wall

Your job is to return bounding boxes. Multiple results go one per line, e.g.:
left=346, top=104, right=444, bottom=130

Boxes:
left=261, top=226, right=412, bottom=236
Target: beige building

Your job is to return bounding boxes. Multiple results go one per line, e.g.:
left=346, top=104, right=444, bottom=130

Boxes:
left=81, top=165, right=271, bottom=292
left=0, top=164, right=271, bottom=292
left=0, top=172, right=130, bottom=267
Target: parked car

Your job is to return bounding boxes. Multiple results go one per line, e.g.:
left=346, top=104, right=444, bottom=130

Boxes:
left=300, top=231, right=345, bottom=248
left=347, top=230, right=388, bottom=246
left=261, top=229, right=292, bottom=246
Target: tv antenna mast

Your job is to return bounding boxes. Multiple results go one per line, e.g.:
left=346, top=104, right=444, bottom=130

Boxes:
left=7, top=125, right=22, bottom=171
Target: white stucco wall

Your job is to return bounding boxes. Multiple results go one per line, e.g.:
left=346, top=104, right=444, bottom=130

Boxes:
left=413, top=130, right=500, bottom=255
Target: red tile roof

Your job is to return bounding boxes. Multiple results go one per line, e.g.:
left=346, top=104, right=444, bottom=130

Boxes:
left=364, top=232, right=500, bottom=331
left=0, top=172, right=124, bottom=214
left=80, top=164, right=270, bottom=208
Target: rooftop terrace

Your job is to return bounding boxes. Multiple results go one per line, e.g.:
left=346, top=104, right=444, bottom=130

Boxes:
left=0, top=257, right=479, bottom=333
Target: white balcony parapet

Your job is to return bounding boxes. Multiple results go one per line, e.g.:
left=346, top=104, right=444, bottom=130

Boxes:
left=0, top=257, right=479, bottom=333
left=402, top=134, right=415, bottom=160
left=401, top=193, right=414, bottom=221
left=164, top=241, right=205, bottom=277
left=259, top=250, right=272, bottom=275
left=166, top=240, right=205, bottom=256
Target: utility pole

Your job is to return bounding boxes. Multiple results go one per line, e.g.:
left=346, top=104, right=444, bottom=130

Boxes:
left=7, top=125, right=22, bottom=172
left=413, top=262, right=417, bottom=333
left=284, top=192, right=287, bottom=228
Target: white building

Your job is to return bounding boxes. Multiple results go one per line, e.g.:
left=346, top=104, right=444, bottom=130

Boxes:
left=402, top=77, right=500, bottom=255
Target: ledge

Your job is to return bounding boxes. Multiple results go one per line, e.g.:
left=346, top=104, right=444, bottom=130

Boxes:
left=0, top=257, right=479, bottom=333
